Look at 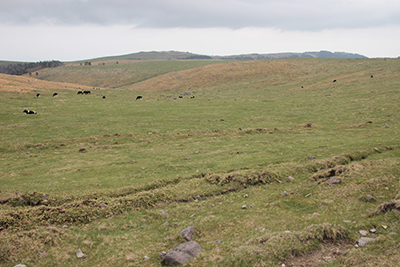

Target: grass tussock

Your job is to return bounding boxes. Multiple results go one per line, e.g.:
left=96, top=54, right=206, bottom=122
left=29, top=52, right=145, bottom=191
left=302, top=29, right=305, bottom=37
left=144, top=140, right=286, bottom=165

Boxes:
left=370, top=200, right=400, bottom=217
left=218, top=224, right=348, bottom=266
left=205, top=170, right=280, bottom=186
left=0, top=226, right=68, bottom=262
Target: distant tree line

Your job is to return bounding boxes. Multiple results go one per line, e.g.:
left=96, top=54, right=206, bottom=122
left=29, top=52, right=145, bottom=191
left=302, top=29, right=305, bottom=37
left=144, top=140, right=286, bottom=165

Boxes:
left=0, top=60, right=64, bottom=75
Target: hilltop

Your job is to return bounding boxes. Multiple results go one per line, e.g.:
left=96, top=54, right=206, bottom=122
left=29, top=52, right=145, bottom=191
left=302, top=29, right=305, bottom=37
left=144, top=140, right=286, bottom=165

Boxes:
left=72, top=50, right=366, bottom=63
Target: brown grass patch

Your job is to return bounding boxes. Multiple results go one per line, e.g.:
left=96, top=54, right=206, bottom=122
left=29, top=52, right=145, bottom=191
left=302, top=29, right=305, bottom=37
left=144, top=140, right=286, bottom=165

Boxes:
left=0, top=73, right=91, bottom=92
left=126, top=61, right=296, bottom=92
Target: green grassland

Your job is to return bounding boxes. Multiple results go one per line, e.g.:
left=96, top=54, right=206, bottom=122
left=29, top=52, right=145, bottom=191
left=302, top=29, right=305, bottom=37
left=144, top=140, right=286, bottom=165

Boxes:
left=1, top=58, right=400, bottom=266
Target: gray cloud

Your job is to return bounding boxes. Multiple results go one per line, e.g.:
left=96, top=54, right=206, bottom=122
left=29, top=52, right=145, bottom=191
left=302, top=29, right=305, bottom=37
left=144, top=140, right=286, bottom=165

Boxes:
left=1, top=0, right=400, bottom=31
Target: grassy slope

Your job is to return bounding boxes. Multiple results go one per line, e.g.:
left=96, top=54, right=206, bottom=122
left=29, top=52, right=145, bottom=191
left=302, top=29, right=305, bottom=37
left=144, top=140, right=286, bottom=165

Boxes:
left=0, top=58, right=400, bottom=266
left=34, top=60, right=224, bottom=89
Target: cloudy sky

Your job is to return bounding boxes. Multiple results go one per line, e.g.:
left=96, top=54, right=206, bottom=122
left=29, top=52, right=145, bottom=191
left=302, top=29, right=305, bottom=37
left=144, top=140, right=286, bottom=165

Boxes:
left=1, top=0, right=399, bottom=61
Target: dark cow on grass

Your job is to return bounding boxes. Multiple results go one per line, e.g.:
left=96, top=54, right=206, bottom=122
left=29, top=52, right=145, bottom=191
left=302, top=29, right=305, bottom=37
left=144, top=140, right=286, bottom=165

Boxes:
left=52, top=93, right=58, bottom=97
left=36, top=93, right=40, bottom=98
left=77, top=91, right=83, bottom=95
left=23, top=109, right=37, bottom=114
left=83, top=91, right=91, bottom=95
left=136, top=96, right=143, bottom=100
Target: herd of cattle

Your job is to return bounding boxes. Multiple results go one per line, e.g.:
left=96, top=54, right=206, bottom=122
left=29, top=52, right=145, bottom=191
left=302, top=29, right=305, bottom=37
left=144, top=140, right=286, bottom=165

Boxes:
left=24, top=90, right=146, bottom=115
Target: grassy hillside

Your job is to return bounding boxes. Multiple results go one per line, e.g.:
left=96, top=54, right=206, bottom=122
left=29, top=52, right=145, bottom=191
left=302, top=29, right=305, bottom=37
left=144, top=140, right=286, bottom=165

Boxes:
left=1, top=58, right=400, bottom=266
left=0, top=73, right=92, bottom=93
left=34, top=60, right=223, bottom=89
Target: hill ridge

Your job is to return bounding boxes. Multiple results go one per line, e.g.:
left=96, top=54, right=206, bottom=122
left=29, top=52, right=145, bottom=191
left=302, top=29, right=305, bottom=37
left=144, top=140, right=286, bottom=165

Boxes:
left=71, top=50, right=367, bottom=63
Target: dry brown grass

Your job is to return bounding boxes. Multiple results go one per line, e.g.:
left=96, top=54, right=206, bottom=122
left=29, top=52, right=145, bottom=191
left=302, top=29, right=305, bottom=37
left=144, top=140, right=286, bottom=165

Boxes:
left=126, top=60, right=296, bottom=92
left=0, top=73, right=91, bottom=92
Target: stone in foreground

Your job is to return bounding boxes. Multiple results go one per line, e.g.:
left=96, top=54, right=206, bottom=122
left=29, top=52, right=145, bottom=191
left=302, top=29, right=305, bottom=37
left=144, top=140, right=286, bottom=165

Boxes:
left=180, top=226, right=194, bottom=241
left=76, top=248, right=86, bottom=259
left=358, top=237, right=375, bottom=247
left=161, top=241, right=202, bottom=266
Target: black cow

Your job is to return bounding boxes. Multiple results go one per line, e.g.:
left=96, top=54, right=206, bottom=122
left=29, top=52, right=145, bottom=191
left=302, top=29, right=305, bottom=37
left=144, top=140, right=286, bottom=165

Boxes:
left=77, top=91, right=83, bottom=94
left=23, top=109, right=37, bottom=114
left=102, top=96, right=106, bottom=99
left=36, top=93, right=40, bottom=98
left=136, top=96, right=143, bottom=100
left=371, top=75, right=374, bottom=78
left=83, top=91, right=91, bottom=94
left=333, top=80, right=337, bottom=83
left=52, top=93, right=58, bottom=97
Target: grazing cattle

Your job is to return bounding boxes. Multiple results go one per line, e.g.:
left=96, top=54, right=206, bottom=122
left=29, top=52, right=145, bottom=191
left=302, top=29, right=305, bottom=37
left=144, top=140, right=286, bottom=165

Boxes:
left=190, top=96, right=195, bottom=99
left=371, top=75, right=374, bottom=78
left=333, top=79, right=337, bottom=83
left=102, top=96, right=106, bottom=99
left=179, top=95, right=183, bottom=98
left=52, top=93, right=58, bottom=97
left=23, top=109, right=37, bottom=114
left=77, top=91, right=83, bottom=94
left=136, top=96, right=143, bottom=100
left=83, top=91, right=91, bottom=94
left=36, top=93, right=40, bottom=98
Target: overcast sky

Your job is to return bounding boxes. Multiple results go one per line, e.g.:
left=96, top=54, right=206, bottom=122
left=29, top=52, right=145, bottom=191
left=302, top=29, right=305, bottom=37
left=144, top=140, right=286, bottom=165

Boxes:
left=1, top=0, right=399, bottom=61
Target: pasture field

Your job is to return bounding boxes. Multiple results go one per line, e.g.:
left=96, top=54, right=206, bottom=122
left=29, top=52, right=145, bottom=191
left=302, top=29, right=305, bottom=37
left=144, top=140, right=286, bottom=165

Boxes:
left=1, top=58, right=400, bottom=266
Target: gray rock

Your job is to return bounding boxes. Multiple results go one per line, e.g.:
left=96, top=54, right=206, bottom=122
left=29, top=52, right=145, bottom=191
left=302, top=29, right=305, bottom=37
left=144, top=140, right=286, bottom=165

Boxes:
left=161, top=210, right=170, bottom=219
left=326, top=176, right=340, bottom=185
left=365, top=195, right=374, bottom=201
left=241, top=205, right=247, bottom=209
left=160, top=251, right=167, bottom=259
left=358, top=237, right=375, bottom=247
left=215, top=240, right=222, bottom=244
left=161, top=241, right=202, bottom=266
left=144, top=256, right=150, bottom=260
left=14, top=265, right=27, bottom=267
left=76, top=248, right=86, bottom=259
left=308, top=156, right=315, bottom=160
left=281, top=191, right=287, bottom=197
left=180, top=226, right=194, bottom=241
left=359, top=230, right=368, bottom=236
left=288, top=176, right=295, bottom=181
